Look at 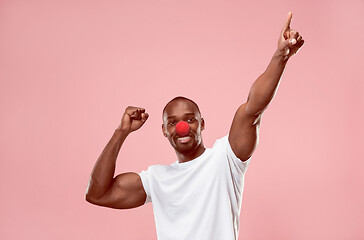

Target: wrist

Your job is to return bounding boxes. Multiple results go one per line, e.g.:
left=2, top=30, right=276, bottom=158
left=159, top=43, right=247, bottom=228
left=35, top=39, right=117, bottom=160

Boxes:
left=114, top=127, right=130, bottom=137
left=272, top=49, right=289, bottom=63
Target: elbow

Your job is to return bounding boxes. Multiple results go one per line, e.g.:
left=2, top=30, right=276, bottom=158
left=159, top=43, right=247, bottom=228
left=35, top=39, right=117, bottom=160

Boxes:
left=85, top=180, right=93, bottom=203
left=85, top=193, right=92, bottom=203
left=246, top=87, right=275, bottom=116
left=85, top=193, right=102, bottom=205
left=85, top=177, right=102, bottom=204
left=244, top=102, right=265, bottom=117
left=85, top=183, right=100, bottom=205
left=85, top=192, right=95, bottom=204
left=245, top=92, right=271, bottom=116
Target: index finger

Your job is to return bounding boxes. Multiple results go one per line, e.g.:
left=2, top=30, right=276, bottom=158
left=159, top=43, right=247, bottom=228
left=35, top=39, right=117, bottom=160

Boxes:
left=282, top=12, right=292, bottom=32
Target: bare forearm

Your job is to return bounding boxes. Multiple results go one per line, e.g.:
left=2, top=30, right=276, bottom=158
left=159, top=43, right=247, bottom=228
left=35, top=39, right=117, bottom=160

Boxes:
left=246, top=51, right=288, bottom=115
left=245, top=12, right=304, bottom=116
left=86, top=128, right=129, bottom=199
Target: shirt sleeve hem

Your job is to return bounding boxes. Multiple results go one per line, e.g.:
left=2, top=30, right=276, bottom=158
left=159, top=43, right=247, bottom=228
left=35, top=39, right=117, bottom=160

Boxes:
left=224, top=134, right=252, bottom=167
left=137, top=171, right=151, bottom=204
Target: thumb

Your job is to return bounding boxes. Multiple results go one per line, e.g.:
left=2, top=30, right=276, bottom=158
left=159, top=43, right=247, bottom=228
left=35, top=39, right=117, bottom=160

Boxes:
left=141, top=113, right=149, bottom=122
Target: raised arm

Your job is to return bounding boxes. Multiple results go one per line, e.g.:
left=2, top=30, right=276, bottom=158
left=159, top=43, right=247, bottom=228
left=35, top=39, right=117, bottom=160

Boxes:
left=85, top=107, right=149, bottom=209
left=229, top=12, right=304, bottom=161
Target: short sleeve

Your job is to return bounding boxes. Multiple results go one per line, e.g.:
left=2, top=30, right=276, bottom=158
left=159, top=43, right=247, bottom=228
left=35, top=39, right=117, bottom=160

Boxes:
left=137, top=169, right=152, bottom=204
left=220, top=135, right=251, bottom=174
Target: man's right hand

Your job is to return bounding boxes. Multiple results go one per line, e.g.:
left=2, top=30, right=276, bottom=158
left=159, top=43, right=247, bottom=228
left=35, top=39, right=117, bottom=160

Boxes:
left=118, top=106, right=149, bottom=133
left=86, top=106, right=149, bottom=209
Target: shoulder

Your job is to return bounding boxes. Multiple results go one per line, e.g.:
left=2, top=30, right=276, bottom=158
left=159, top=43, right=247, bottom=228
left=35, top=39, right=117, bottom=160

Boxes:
left=209, top=135, right=233, bottom=161
left=215, top=134, right=252, bottom=165
left=212, top=134, right=230, bottom=149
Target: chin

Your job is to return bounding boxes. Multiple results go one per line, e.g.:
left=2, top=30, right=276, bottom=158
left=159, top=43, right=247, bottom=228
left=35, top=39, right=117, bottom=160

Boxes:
left=176, top=147, right=194, bottom=154
left=175, top=141, right=200, bottom=154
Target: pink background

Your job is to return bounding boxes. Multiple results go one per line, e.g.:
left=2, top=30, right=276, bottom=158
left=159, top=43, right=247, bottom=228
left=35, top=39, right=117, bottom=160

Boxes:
left=1, top=0, right=363, bottom=239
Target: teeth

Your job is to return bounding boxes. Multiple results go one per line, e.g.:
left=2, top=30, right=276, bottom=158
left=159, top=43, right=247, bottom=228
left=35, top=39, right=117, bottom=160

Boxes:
left=177, top=136, right=191, bottom=143
left=178, top=137, right=190, bottom=140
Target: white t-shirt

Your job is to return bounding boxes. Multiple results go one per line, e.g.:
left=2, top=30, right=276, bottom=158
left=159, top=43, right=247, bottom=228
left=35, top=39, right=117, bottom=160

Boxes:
left=138, top=135, right=251, bottom=240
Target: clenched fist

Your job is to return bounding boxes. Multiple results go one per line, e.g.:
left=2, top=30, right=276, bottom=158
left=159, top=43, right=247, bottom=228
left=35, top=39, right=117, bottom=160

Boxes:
left=277, top=12, right=304, bottom=60
left=117, top=106, right=149, bottom=133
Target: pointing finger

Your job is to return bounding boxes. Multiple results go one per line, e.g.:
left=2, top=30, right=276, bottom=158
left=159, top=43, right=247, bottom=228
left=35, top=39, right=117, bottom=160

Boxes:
left=282, top=12, right=292, bottom=33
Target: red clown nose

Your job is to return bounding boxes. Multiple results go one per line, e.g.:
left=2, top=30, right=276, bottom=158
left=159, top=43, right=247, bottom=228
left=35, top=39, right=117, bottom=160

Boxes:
left=175, top=121, right=190, bottom=136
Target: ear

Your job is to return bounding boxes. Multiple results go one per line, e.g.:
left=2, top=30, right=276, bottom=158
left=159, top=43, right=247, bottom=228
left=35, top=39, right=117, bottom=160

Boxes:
left=162, top=124, right=167, bottom=137
left=201, top=118, right=205, bottom=131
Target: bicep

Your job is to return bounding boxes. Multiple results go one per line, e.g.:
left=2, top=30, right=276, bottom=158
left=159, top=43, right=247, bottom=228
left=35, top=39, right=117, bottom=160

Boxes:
left=89, top=172, right=147, bottom=209
left=229, top=103, right=262, bottom=161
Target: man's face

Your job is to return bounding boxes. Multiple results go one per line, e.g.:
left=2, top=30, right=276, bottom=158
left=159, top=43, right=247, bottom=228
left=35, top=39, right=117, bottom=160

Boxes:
left=162, top=100, right=204, bottom=154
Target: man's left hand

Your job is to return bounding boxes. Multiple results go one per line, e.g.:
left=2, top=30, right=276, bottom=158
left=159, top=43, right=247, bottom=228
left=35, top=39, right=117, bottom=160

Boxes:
left=277, top=12, right=304, bottom=60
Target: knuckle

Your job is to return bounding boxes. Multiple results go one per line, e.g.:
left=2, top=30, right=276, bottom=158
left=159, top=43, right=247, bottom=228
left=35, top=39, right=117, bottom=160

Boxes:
left=126, top=106, right=135, bottom=111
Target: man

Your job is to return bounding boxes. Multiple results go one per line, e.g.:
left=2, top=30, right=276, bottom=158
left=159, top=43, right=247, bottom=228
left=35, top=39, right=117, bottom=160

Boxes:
left=85, top=12, right=304, bottom=239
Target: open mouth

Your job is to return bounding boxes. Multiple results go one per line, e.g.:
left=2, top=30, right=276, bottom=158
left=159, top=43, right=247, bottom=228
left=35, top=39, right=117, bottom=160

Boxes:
left=176, top=136, right=192, bottom=143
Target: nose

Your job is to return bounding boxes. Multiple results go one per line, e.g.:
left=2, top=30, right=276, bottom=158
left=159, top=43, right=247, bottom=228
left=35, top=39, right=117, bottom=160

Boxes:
left=175, top=121, right=190, bottom=136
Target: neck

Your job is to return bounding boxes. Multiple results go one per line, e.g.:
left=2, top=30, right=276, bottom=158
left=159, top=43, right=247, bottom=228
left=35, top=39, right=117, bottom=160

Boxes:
left=176, top=142, right=206, bottom=163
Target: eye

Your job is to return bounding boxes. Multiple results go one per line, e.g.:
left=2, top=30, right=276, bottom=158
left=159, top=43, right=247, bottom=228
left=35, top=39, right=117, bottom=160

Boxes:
left=168, top=121, right=176, bottom=126
left=186, top=118, right=195, bottom=123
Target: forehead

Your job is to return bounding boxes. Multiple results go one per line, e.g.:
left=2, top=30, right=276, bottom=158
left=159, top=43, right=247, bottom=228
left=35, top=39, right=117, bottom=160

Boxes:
left=163, top=99, right=200, bottom=120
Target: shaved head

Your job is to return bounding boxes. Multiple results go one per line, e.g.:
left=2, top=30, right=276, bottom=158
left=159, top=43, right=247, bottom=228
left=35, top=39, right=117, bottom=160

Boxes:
left=162, top=96, right=201, bottom=120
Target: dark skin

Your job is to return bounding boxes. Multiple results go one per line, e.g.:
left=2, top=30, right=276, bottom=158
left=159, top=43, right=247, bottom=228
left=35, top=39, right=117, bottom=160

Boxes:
left=85, top=12, right=304, bottom=209
left=162, top=100, right=206, bottom=163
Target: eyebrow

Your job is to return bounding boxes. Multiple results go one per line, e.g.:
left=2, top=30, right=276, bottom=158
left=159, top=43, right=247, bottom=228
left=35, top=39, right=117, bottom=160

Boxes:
left=167, top=113, right=196, bottom=120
